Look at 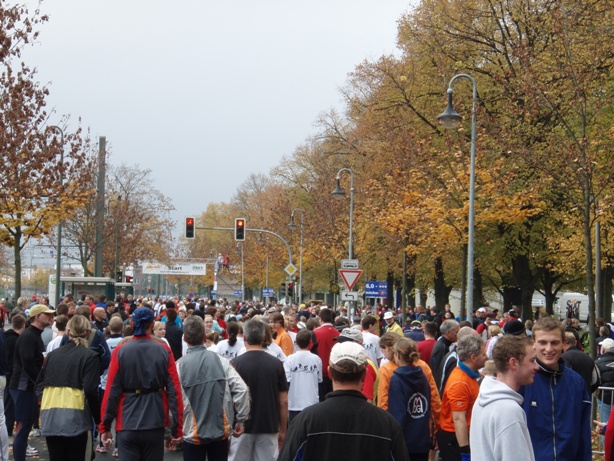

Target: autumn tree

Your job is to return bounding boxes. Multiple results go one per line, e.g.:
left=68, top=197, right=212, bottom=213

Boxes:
left=60, top=163, right=176, bottom=276
left=0, top=3, right=96, bottom=297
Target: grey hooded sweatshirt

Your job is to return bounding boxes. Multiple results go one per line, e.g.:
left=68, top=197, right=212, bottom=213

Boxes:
left=469, top=376, right=535, bottom=461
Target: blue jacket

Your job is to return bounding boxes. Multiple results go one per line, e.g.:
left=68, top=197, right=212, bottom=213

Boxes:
left=388, top=365, right=432, bottom=455
left=519, top=359, right=591, bottom=461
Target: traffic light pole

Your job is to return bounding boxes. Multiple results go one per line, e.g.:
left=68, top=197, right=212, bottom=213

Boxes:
left=199, top=226, right=294, bottom=270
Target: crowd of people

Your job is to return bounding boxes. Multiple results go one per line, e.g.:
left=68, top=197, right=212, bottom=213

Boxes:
left=0, top=294, right=612, bottom=460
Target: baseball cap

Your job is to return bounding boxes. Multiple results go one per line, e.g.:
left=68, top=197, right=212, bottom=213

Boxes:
left=383, top=311, right=394, bottom=320
left=329, top=342, right=367, bottom=373
left=508, top=309, right=519, bottom=318
left=503, top=320, right=525, bottom=336
left=28, top=304, right=55, bottom=318
left=477, top=307, right=487, bottom=313
left=334, top=328, right=363, bottom=344
left=411, top=320, right=422, bottom=327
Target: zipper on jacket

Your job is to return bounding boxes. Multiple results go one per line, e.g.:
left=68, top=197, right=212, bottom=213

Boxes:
left=550, top=375, right=557, bottom=461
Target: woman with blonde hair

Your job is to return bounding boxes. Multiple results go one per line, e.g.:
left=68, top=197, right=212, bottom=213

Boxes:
left=153, top=321, right=170, bottom=347
left=36, top=315, right=101, bottom=461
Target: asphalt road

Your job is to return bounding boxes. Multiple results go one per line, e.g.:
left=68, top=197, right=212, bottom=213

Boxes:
left=23, top=434, right=185, bottom=460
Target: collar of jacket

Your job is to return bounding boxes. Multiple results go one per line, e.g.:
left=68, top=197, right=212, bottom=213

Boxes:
left=186, top=344, right=207, bottom=354
left=536, top=358, right=565, bottom=378
left=326, top=389, right=366, bottom=400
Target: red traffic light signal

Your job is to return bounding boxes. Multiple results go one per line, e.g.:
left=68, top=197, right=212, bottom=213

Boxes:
left=235, top=218, right=246, bottom=241
left=185, top=217, right=195, bottom=239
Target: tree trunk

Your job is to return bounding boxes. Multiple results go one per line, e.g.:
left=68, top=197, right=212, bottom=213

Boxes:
left=473, top=267, right=483, bottom=310
left=512, top=253, right=536, bottom=321
left=419, top=288, right=428, bottom=308
left=434, top=257, right=452, bottom=310
left=502, top=286, right=521, bottom=311
left=583, top=191, right=597, bottom=358
left=386, top=271, right=395, bottom=309
left=405, top=254, right=416, bottom=309
left=460, top=243, right=467, bottom=319
left=14, top=229, right=22, bottom=298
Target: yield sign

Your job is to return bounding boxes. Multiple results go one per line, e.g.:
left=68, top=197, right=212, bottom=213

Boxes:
left=339, top=269, right=363, bottom=291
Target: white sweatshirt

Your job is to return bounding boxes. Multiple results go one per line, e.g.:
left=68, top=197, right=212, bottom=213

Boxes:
left=470, top=376, right=535, bottom=461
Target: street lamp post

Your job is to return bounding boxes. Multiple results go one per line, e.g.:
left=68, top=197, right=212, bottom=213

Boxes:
left=332, top=168, right=355, bottom=260
left=47, top=126, right=64, bottom=306
left=437, top=73, right=477, bottom=323
left=288, top=209, right=304, bottom=304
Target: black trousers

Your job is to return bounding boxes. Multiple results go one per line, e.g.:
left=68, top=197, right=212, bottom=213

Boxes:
left=318, top=377, right=333, bottom=402
left=436, top=429, right=462, bottom=461
left=183, top=439, right=229, bottom=461
left=46, top=431, right=91, bottom=461
left=117, top=428, right=165, bottom=461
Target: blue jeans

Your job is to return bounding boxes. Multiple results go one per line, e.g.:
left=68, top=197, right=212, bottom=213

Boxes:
left=598, top=398, right=612, bottom=444
left=9, top=389, right=36, bottom=461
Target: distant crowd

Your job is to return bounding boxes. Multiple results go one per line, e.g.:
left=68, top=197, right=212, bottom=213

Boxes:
left=0, top=294, right=612, bottom=461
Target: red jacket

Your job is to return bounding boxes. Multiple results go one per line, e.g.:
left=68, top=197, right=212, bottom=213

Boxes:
left=100, top=335, right=183, bottom=437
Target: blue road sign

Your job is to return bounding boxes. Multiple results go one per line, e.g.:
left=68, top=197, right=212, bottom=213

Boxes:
left=211, top=290, right=217, bottom=295
left=365, top=281, right=388, bottom=297
left=234, top=290, right=243, bottom=297
left=262, top=288, right=274, bottom=297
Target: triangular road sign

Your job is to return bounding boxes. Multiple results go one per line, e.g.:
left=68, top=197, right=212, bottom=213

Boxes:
left=339, top=269, right=363, bottom=291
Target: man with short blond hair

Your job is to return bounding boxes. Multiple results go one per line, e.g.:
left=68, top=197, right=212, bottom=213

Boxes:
left=520, top=316, right=591, bottom=461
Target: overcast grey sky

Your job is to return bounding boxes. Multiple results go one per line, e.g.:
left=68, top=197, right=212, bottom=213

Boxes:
left=23, top=1, right=412, bottom=234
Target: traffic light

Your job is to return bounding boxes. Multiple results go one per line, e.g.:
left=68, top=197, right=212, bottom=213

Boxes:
left=235, top=218, right=246, bottom=241
left=185, top=217, right=195, bottom=239
left=116, top=271, right=123, bottom=283
left=287, top=282, right=294, bottom=297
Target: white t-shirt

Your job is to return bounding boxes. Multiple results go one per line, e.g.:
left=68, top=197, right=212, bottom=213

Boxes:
left=46, top=334, right=64, bottom=354
left=288, top=331, right=298, bottom=353
left=100, top=335, right=124, bottom=390
left=238, top=342, right=287, bottom=363
left=215, top=338, right=244, bottom=360
left=283, top=350, right=322, bottom=411
left=362, top=330, right=384, bottom=368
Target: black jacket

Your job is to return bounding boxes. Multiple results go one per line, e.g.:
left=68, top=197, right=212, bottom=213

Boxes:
left=5, top=329, right=20, bottom=379
left=596, top=352, right=614, bottom=402
left=562, top=347, right=600, bottom=394
left=9, top=325, right=44, bottom=391
left=278, top=390, right=408, bottom=461
left=165, top=323, right=183, bottom=361
left=430, top=336, right=453, bottom=387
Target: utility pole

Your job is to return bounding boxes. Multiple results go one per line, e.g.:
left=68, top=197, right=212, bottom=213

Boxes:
left=94, top=137, right=106, bottom=277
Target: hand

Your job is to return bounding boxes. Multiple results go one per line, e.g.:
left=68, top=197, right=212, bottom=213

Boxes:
left=169, top=436, right=182, bottom=448
left=101, top=431, right=113, bottom=448
left=594, top=420, right=607, bottom=434
left=278, top=430, right=286, bottom=449
left=232, top=423, right=245, bottom=438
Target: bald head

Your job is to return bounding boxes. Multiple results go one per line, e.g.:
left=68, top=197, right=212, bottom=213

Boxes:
left=93, top=307, right=107, bottom=321
left=457, top=326, right=478, bottom=341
